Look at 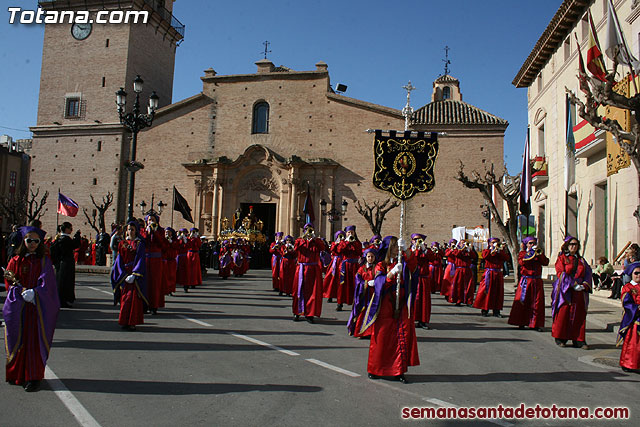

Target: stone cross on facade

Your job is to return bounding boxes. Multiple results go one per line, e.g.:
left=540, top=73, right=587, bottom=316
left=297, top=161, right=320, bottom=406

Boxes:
left=401, top=81, right=416, bottom=131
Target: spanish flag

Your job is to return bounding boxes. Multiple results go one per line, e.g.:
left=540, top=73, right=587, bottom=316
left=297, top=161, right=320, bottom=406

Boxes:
left=587, top=10, right=607, bottom=82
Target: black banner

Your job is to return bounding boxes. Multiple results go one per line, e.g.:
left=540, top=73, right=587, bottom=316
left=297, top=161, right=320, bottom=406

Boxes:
left=372, top=130, right=439, bottom=201
left=173, top=187, right=194, bottom=223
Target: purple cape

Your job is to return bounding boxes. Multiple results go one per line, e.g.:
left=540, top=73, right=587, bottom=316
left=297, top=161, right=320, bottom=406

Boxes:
left=617, top=292, right=639, bottom=345
left=359, top=258, right=418, bottom=333
left=347, top=272, right=368, bottom=335
left=551, top=258, right=592, bottom=319
left=110, top=239, right=148, bottom=305
left=3, top=256, right=60, bottom=366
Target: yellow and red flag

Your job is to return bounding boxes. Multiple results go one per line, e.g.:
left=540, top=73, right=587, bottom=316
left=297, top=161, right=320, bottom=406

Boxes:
left=587, top=10, right=607, bottom=81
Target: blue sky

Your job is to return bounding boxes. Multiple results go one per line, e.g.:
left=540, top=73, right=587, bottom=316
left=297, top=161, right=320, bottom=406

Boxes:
left=0, top=0, right=563, bottom=173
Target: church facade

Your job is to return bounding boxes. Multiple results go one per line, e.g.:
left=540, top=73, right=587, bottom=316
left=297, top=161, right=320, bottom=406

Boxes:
left=29, top=1, right=507, bottom=243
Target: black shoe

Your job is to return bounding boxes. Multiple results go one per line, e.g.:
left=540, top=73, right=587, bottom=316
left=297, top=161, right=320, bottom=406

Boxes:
left=573, top=341, right=589, bottom=349
left=305, top=316, right=315, bottom=324
left=191, top=286, right=195, bottom=289
left=555, top=338, right=567, bottom=347
left=24, top=381, right=40, bottom=392
left=336, top=304, right=343, bottom=311
left=535, top=327, right=544, bottom=332
left=293, top=315, right=300, bottom=322
left=518, top=325, right=525, bottom=329
left=279, top=292, right=284, bottom=296
left=128, top=325, right=136, bottom=331
left=493, top=311, right=504, bottom=318
left=328, top=298, right=333, bottom=303
left=455, top=302, right=462, bottom=307
left=397, top=375, right=409, bottom=384
left=422, top=323, right=431, bottom=330
left=184, top=286, right=189, bottom=293
left=367, top=373, right=379, bottom=380
left=466, top=303, right=473, bottom=307
left=60, top=302, right=71, bottom=308
left=481, top=310, right=489, bottom=317
left=151, top=308, right=158, bottom=315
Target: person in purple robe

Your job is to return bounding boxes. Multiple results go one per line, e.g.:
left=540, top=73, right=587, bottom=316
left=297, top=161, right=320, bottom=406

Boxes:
left=111, top=221, right=148, bottom=330
left=3, top=226, right=60, bottom=392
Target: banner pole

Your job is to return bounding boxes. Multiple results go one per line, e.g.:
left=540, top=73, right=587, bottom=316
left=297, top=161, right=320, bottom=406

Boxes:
left=171, top=186, right=175, bottom=229
left=56, top=187, right=60, bottom=232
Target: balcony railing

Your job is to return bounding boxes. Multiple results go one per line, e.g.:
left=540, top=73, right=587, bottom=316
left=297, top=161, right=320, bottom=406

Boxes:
left=38, top=0, right=185, bottom=38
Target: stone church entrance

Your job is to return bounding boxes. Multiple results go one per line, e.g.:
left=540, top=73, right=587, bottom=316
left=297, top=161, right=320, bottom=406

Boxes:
left=240, top=202, right=276, bottom=269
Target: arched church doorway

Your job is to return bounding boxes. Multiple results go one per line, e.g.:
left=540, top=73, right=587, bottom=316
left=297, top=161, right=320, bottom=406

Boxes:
left=240, top=202, right=276, bottom=269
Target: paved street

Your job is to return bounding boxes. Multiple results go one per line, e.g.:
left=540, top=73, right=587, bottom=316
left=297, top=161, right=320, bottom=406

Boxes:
left=1, top=270, right=638, bottom=426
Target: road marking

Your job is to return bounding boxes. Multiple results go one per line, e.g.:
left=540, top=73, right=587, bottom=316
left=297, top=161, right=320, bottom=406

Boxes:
left=305, top=358, right=361, bottom=377
left=87, top=286, right=112, bottom=296
left=229, top=332, right=300, bottom=356
left=176, top=314, right=213, bottom=327
left=45, top=366, right=102, bottom=427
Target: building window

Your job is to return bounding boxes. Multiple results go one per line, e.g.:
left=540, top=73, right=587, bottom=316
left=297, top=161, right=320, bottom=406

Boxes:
left=252, top=101, right=269, bottom=134
left=563, top=38, right=570, bottom=61
left=581, top=15, right=588, bottom=40
left=537, top=73, right=543, bottom=93
left=97, top=140, right=102, bottom=151
left=443, top=86, right=451, bottom=100
left=92, top=178, right=98, bottom=185
left=537, top=124, right=545, bottom=156
left=65, top=97, right=81, bottom=118
left=9, top=171, right=17, bottom=194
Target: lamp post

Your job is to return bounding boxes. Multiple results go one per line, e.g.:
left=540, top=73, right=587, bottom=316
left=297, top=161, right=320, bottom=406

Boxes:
left=320, top=197, right=348, bottom=238
left=116, top=75, right=159, bottom=221
left=139, top=194, right=165, bottom=218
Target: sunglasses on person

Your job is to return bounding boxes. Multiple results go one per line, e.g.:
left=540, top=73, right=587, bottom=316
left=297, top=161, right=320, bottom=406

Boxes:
left=633, top=271, right=640, bottom=275
left=24, top=238, right=41, bottom=244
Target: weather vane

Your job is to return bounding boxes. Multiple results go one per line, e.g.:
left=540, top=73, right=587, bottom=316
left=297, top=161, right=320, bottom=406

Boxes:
left=443, top=45, right=451, bottom=76
left=262, top=41, right=272, bottom=59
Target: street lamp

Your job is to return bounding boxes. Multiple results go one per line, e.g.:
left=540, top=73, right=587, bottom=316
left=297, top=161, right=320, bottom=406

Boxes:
left=139, top=194, right=165, bottom=218
left=320, top=197, right=348, bottom=239
left=116, top=75, right=159, bottom=221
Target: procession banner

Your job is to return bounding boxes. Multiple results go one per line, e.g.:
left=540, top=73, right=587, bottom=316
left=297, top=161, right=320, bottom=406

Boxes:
left=372, top=130, right=439, bottom=201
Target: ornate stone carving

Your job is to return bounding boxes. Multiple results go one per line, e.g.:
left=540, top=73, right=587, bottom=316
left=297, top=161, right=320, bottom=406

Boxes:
left=194, top=177, right=216, bottom=195
left=247, top=176, right=279, bottom=192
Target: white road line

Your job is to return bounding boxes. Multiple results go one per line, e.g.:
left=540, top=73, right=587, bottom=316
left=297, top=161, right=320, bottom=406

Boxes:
left=176, top=314, right=213, bottom=327
left=44, top=366, right=102, bottom=427
left=305, top=358, right=361, bottom=377
left=422, top=398, right=514, bottom=427
left=229, top=332, right=300, bottom=356
left=87, top=286, right=113, bottom=296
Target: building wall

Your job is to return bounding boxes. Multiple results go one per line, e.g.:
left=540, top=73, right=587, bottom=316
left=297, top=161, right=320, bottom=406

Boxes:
left=135, top=62, right=505, bottom=242
left=525, top=0, right=640, bottom=267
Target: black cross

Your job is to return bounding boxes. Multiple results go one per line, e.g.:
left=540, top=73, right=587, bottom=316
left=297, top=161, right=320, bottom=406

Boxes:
left=262, top=41, right=272, bottom=59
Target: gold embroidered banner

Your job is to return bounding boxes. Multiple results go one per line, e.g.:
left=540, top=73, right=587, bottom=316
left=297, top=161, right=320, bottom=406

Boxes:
left=372, top=130, right=439, bottom=201
left=607, top=77, right=632, bottom=176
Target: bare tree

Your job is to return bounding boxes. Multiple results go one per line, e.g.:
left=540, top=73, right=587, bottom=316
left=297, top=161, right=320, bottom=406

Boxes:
left=566, top=52, right=640, bottom=226
left=354, top=198, right=400, bottom=236
left=26, top=188, right=48, bottom=223
left=455, top=161, right=521, bottom=286
left=0, top=188, right=49, bottom=226
left=82, top=192, right=114, bottom=234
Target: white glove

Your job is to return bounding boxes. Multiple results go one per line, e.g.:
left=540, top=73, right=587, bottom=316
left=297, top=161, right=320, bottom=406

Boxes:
left=21, top=288, right=35, bottom=304
left=182, top=236, right=188, bottom=243
left=125, top=274, right=135, bottom=284
left=398, top=238, right=407, bottom=252
left=391, top=263, right=403, bottom=275
left=420, top=243, right=426, bottom=252
left=573, top=284, right=584, bottom=291
left=367, top=280, right=375, bottom=287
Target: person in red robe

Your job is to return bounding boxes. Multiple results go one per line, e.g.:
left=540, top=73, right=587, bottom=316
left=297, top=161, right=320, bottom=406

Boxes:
left=508, top=237, right=549, bottom=331
left=270, top=232, right=284, bottom=292
left=440, top=239, right=457, bottom=299
left=429, top=242, right=444, bottom=294
left=474, top=237, right=510, bottom=317
left=617, top=261, right=640, bottom=373
left=163, top=228, right=179, bottom=295
left=187, top=228, right=202, bottom=287
left=292, top=223, right=324, bottom=323
left=551, top=236, right=592, bottom=349
left=140, top=213, right=167, bottom=314
left=3, top=226, right=59, bottom=392
left=348, top=248, right=377, bottom=338
left=362, top=235, right=419, bottom=384
left=411, top=233, right=433, bottom=329
left=323, top=231, right=345, bottom=302
left=240, top=239, right=251, bottom=275
left=336, top=225, right=362, bottom=311
left=448, top=240, right=475, bottom=306
left=176, top=229, right=191, bottom=291
left=111, top=221, right=147, bottom=331
left=278, top=235, right=296, bottom=296
left=218, top=240, right=232, bottom=279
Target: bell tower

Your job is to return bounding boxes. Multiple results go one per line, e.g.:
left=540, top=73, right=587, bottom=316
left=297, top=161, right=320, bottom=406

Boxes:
left=30, top=0, right=184, bottom=231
